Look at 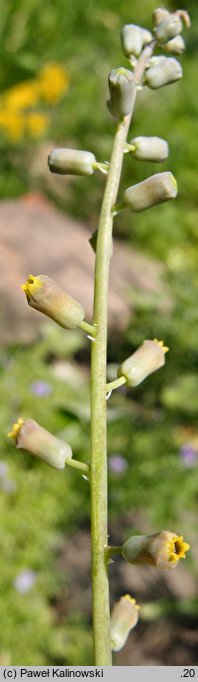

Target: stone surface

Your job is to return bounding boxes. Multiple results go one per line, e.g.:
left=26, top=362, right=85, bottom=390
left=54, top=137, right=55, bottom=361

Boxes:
left=0, top=193, right=169, bottom=343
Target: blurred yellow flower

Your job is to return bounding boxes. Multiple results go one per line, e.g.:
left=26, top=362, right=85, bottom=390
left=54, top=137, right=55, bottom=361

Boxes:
left=38, top=63, right=69, bottom=103
left=26, top=112, right=49, bottom=137
left=0, top=109, right=25, bottom=141
left=4, top=81, right=39, bottom=110
left=0, top=62, right=69, bottom=143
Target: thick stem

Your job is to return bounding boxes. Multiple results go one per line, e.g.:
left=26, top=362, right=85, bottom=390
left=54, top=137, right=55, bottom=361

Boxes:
left=90, top=43, right=154, bottom=666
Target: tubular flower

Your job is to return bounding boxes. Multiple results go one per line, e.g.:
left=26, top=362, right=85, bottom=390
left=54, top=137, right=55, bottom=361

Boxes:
left=123, top=172, right=177, bottom=212
left=48, top=148, right=96, bottom=176
left=122, top=530, right=190, bottom=569
left=8, top=418, right=72, bottom=470
left=163, top=35, right=185, bottom=54
left=145, top=57, right=182, bottom=89
left=110, top=595, right=140, bottom=652
left=121, top=24, right=152, bottom=58
left=21, top=274, right=85, bottom=330
left=107, top=68, right=134, bottom=118
left=129, top=136, right=169, bottom=162
left=118, top=339, right=169, bottom=388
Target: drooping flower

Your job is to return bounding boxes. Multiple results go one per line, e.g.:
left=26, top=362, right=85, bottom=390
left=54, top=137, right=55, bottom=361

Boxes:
left=21, top=274, right=85, bottom=330
left=8, top=418, right=72, bottom=470
left=118, top=339, right=169, bottom=387
left=110, top=595, right=140, bottom=651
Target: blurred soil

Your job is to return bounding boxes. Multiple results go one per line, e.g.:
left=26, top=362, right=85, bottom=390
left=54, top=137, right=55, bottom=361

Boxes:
left=0, top=193, right=170, bottom=343
left=55, top=514, right=198, bottom=666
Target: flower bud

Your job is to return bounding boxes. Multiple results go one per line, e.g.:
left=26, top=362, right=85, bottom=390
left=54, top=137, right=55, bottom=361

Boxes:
left=154, top=15, right=183, bottom=43
left=110, top=595, right=140, bottom=652
left=8, top=418, right=72, bottom=470
left=122, top=531, right=190, bottom=569
left=123, top=172, right=177, bottom=213
left=121, top=24, right=152, bottom=58
left=145, top=57, right=182, bottom=89
left=153, top=8, right=170, bottom=27
left=21, top=275, right=84, bottom=329
left=107, top=68, right=134, bottom=118
left=129, top=136, right=169, bottom=162
left=164, top=35, right=185, bottom=54
left=48, top=148, right=96, bottom=176
left=118, top=339, right=168, bottom=387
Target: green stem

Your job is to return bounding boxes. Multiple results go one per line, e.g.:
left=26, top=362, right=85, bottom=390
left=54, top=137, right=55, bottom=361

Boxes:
left=66, top=458, right=89, bottom=475
left=90, top=43, right=154, bottom=666
left=105, top=546, right=123, bottom=560
left=79, top=320, right=97, bottom=337
left=106, top=375, right=126, bottom=393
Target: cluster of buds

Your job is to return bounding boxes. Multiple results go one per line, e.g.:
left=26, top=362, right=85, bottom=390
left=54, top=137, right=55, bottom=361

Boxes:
left=8, top=418, right=72, bottom=470
left=153, top=8, right=190, bottom=45
left=122, top=531, right=190, bottom=569
left=120, top=9, right=190, bottom=91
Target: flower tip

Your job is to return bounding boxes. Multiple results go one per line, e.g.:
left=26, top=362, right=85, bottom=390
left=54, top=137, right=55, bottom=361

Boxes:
left=8, top=418, right=24, bottom=440
left=153, top=338, right=169, bottom=354
left=174, top=536, right=190, bottom=558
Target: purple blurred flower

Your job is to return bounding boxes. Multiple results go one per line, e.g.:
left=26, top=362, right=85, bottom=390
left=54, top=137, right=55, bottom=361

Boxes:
left=2, top=479, right=17, bottom=494
left=0, top=461, right=8, bottom=478
left=13, top=569, right=37, bottom=594
left=30, top=381, right=52, bottom=397
left=108, top=454, right=128, bottom=474
left=180, top=444, right=198, bottom=467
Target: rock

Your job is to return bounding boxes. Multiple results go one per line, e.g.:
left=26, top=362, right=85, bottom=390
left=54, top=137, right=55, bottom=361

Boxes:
left=0, top=193, right=169, bottom=343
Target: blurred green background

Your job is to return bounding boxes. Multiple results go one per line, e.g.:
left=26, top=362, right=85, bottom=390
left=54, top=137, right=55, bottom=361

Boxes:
left=0, top=0, right=198, bottom=666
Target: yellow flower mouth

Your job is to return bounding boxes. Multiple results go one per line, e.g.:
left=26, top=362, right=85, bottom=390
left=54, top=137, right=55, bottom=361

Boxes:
left=169, top=535, right=190, bottom=563
left=8, top=417, right=24, bottom=440
left=153, top=338, right=169, bottom=354
left=124, top=594, right=140, bottom=610
left=21, top=274, right=42, bottom=298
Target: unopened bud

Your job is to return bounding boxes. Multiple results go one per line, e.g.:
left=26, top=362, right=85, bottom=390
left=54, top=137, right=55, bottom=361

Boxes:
left=164, top=35, right=185, bottom=54
left=8, top=418, right=72, bottom=470
left=121, top=24, right=152, bottom=58
left=123, top=172, right=177, bottom=213
left=21, top=275, right=84, bottom=329
left=122, top=530, right=190, bottom=569
left=118, top=339, right=168, bottom=387
left=129, top=136, right=169, bottom=162
left=145, top=57, right=182, bottom=89
left=48, top=148, right=96, bottom=176
left=110, top=595, right=140, bottom=652
left=107, top=68, right=134, bottom=118
left=153, top=8, right=170, bottom=27
left=154, top=14, right=182, bottom=43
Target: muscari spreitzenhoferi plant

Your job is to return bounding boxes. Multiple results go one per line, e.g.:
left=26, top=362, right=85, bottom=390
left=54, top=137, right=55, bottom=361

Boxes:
left=9, top=7, right=191, bottom=666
